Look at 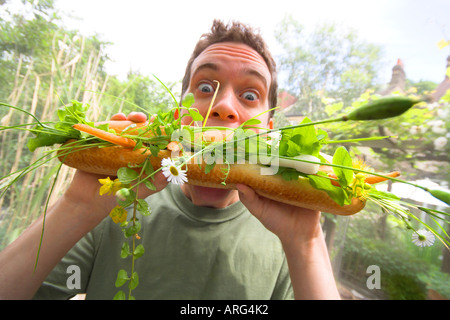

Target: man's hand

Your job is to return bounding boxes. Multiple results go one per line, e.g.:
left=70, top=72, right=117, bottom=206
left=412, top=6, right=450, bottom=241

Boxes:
left=235, top=184, right=321, bottom=244
left=236, top=184, right=341, bottom=300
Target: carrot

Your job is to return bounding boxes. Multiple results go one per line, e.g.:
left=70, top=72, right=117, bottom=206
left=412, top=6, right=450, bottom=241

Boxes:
left=365, top=171, right=400, bottom=184
left=328, top=171, right=401, bottom=186
left=328, top=174, right=341, bottom=187
left=73, top=123, right=137, bottom=148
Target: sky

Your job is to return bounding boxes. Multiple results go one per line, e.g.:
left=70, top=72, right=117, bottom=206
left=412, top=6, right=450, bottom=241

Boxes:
left=47, top=0, right=450, bottom=87
left=4, top=0, right=450, bottom=85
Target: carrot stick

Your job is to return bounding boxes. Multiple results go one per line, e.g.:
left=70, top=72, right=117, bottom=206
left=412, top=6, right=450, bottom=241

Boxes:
left=365, top=171, right=400, bottom=184
left=73, top=123, right=137, bottom=148
left=328, top=171, right=401, bottom=186
left=328, top=175, right=341, bottom=187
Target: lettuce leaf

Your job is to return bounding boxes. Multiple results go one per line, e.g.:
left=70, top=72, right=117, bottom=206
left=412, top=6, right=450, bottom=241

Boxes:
left=279, top=117, right=321, bottom=158
left=27, top=100, right=88, bottom=151
left=308, top=173, right=351, bottom=206
left=332, top=146, right=354, bottom=188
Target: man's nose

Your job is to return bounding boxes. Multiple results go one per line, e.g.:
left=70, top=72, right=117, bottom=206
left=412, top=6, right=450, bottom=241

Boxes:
left=209, top=88, right=239, bottom=123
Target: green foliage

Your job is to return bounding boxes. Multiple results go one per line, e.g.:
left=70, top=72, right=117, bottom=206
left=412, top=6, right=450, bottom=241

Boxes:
left=342, top=232, right=429, bottom=299
left=102, top=72, right=180, bottom=117
left=418, top=268, right=450, bottom=299
left=405, top=80, right=438, bottom=95
left=384, top=274, right=427, bottom=300
left=0, top=1, right=110, bottom=103
left=338, top=201, right=449, bottom=300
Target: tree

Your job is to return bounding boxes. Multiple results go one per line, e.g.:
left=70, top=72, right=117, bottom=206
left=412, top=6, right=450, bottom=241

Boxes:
left=275, top=15, right=383, bottom=119
left=103, top=71, right=180, bottom=117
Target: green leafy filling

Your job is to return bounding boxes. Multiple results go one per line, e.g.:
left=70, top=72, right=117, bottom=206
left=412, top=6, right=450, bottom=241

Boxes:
left=275, top=118, right=356, bottom=206
left=27, top=100, right=89, bottom=151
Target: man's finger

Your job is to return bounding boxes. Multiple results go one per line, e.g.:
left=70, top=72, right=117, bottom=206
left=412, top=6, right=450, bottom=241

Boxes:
left=127, top=112, right=147, bottom=123
left=110, top=113, right=127, bottom=120
left=236, top=184, right=264, bottom=218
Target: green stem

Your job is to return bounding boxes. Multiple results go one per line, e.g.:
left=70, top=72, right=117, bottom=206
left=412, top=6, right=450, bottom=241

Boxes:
left=128, top=202, right=137, bottom=300
left=33, top=161, right=63, bottom=273
left=0, top=102, right=52, bottom=129
left=323, top=136, right=395, bottom=144
left=152, top=74, right=180, bottom=110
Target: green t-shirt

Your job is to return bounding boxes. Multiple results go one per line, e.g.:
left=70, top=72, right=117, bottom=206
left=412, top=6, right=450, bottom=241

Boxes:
left=33, top=184, right=293, bottom=300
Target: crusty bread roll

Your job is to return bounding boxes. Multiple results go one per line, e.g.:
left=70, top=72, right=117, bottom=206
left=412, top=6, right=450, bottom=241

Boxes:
left=58, top=142, right=366, bottom=216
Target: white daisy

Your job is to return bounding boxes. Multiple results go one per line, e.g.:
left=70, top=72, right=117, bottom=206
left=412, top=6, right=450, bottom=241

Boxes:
left=161, top=158, right=188, bottom=185
left=412, top=229, right=436, bottom=247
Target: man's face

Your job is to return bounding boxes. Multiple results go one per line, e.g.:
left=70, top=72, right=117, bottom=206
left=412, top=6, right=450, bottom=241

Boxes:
left=180, top=42, right=273, bottom=208
left=184, top=42, right=272, bottom=128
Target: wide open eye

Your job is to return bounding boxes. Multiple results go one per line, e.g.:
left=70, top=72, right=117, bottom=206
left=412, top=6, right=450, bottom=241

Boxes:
left=198, top=83, right=214, bottom=93
left=241, top=91, right=258, bottom=101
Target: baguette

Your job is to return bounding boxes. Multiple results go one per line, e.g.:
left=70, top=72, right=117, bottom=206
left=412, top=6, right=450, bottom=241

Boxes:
left=58, top=140, right=366, bottom=216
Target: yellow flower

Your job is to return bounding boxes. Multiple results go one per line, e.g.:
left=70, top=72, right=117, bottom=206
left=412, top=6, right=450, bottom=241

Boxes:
left=109, top=205, right=128, bottom=224
left=352, top=158, right=371, bottom=173
left=437, top=39, right=450, bottom=50
left=98, top=177, right=123, bottom=196
left=350, top=159, right=372, bottom=198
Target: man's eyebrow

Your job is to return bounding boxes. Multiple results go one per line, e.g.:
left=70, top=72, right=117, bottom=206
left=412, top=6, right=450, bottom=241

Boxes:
left=192, top=63, right=219, bottom=78
left=192, top=63, right=268, bottom=88
left=244, top=68, right=268, bottom=88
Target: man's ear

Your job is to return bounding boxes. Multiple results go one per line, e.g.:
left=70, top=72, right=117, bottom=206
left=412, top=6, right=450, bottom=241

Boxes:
left=268, top=118, right=274, bottom=130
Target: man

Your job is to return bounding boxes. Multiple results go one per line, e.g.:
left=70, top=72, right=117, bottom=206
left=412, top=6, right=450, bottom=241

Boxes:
left=0, top=20, right=340, bottom=300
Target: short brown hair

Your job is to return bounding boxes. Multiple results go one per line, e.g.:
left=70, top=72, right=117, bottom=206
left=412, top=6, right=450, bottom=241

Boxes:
left=181, top=19, right=278, bottom=118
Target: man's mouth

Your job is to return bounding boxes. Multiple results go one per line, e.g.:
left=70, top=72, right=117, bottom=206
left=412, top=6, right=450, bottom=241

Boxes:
left=182, top=185, right=238, bottom=208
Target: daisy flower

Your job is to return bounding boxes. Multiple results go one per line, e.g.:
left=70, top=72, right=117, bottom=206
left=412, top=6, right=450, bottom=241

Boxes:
left=412, top=229, right=436, bottom=247
left=161, top=158, right=188, bottom=185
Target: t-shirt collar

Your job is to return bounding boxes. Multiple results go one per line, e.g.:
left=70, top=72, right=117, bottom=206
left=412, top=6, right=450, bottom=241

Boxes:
left=169, top=184, right=248, bottom=223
